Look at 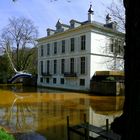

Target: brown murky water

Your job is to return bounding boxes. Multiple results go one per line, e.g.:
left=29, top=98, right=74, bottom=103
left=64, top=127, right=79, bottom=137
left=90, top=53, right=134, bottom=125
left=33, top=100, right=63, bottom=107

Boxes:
left=0, top=85, right=124, bottom=140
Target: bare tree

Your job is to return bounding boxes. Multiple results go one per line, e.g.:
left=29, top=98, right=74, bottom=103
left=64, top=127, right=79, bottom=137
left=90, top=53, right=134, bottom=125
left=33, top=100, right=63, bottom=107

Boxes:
left=107, top=0, right=125, bottom=32
left=99, top=36, right=124, bottom=71
left=106, top=37, right=124, bottom=70
left=102, top=0, right=125, bottom=70
left=0, top=17, right=38, bottom=72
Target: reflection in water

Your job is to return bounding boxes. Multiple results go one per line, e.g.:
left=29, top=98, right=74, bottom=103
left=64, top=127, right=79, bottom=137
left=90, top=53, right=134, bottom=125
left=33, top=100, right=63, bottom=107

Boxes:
left=0, top=85, right=124, bottom=140
left=15, top=132, right=46, bottom=140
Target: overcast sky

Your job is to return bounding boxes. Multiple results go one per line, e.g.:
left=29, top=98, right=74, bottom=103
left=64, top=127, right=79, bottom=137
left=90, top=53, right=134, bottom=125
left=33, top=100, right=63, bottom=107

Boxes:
left=0, top=0, right=114, bottom=38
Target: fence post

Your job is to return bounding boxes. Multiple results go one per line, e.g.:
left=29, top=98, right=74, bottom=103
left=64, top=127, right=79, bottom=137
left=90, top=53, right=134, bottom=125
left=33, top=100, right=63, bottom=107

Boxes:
left=67, top=116, right=70, bottom=140
left=84, top=114, right=89, bottom=140
left=106, top=119, right=109, bottom=140
left=106, top=119, right=109, bottom=132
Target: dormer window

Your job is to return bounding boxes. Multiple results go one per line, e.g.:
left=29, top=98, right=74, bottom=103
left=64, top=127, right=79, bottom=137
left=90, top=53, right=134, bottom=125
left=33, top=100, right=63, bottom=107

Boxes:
left=55, top=19, right=69, bottom=32
left=47, top=28, right=55, bottom=36
left=70, top=20, right=82, bottom=28
left=104, top=14, right=118, bottom=31
left=71, top=22, right=74, bottom=28
left=56, top=19, right=62, bottom=31
left=57, top=25, right=61, bottom=30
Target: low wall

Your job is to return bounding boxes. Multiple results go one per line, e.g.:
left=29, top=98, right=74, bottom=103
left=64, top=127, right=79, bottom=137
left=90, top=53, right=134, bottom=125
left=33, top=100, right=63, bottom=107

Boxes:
left=90, top=81, right=124, bottom=96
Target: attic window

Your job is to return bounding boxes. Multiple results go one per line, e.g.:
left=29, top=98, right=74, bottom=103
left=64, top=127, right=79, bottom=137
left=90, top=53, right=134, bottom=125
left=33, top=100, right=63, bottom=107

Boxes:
left=71, top=22, right=74, bottom=28
left=57, top=25, right=61, bottom=30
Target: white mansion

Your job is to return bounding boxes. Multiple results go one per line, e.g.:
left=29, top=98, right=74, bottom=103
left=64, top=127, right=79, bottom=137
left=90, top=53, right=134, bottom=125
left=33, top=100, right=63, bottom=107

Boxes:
left=37, top=5, right=124, bottom=91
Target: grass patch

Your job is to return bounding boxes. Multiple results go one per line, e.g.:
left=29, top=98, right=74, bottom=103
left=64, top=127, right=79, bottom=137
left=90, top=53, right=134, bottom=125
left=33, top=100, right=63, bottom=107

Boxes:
left=0, top=128, right=15, bottom=140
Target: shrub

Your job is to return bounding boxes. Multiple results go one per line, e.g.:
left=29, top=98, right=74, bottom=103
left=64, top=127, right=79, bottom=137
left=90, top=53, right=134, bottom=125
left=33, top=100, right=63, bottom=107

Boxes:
left=0, top=128, right=15, bottom=140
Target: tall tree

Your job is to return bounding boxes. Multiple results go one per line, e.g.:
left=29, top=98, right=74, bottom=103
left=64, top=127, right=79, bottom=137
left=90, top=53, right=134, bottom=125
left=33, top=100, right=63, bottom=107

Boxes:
left=111, top=0, right=140, bottom=140
left=122, top=0, right=140, bottom=139
left=0, top=54, right=10, bottom=83
left=0, top=17, right=38, bottom=73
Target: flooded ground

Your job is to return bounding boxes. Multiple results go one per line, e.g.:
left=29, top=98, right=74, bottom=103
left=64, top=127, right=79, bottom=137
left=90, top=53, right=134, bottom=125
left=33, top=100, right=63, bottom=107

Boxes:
left=0, top=84, right=125, bottom=140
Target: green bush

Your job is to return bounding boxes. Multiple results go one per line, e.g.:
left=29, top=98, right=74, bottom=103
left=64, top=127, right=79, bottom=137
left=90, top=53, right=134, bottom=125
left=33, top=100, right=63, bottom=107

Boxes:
left=106, top=76, right=115, bottom=81
left=0, top=129, right=15, bottom=140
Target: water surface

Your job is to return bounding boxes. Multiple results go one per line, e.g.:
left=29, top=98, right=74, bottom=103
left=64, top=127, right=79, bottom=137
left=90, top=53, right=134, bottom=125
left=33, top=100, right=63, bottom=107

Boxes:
left=0, top=85, right=124, bottom=140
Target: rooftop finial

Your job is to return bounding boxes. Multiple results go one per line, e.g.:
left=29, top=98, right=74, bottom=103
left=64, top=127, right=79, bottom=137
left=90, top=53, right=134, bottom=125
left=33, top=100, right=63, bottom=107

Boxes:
left=106, top=14, right=111, bottom=24
left=106, top=14, right=111, bottom=20
left=88, top=3, right=94, bottom=22
left=88, top=3, right=94, bottom=14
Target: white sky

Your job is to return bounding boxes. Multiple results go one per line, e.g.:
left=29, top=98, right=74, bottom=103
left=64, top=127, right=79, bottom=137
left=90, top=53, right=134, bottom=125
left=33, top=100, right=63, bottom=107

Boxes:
left=0, top=0, right=114, bottom=38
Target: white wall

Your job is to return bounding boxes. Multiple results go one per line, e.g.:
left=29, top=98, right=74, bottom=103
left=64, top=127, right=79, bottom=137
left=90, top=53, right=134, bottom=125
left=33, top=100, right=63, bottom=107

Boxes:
left=89, top=31, right=124, bottom=78
left=37, top=25, right=124, bottom=91
left=91, top=32, right=110, bottom=55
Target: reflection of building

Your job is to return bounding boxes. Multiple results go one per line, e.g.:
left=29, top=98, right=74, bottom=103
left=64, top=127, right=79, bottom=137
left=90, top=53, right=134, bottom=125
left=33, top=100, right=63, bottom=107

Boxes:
left=89, top=96, right=124, bottom=127
left=37, top=4, right=124, bottom=91
left=0, top=86, right=124, bottom=140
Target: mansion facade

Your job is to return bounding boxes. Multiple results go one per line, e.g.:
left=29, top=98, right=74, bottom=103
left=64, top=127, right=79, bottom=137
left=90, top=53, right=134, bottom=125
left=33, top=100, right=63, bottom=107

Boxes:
left=37, top=5, right=124, bottom=91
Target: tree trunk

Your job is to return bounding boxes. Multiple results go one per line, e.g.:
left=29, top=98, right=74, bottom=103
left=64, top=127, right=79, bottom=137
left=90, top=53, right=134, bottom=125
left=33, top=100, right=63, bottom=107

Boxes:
left=111, top=0, right=140, bottom=139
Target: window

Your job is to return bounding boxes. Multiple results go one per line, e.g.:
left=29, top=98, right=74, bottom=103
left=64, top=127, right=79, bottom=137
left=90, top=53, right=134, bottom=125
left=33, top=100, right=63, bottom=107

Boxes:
left=117, top=44, right=121, bottom=54
left=80, top=79, right=85, bottom=86
left=80, top=57, right=85, bottom=74
left=110, top=43, right=114, bottom=53
left=40, top=61, right=43, bottom=74
left=116, top=40, right=123, bottom=54
left=70, top=38, right=75, bottom=52
left=53, top=78, right=57, bottom=84
left=54, top=60, right=57, bottom=74
left=46, top=78, right=49, bottom=83
left=70, top=58, right=74, bottom=73
left=61, top=78, right=64, bottom=84
left=40, top=77, right=43, bottom=83
left=110, top=39, right=115, bottom=53
left=110, top=39, right=124, bottom=55
left=47, top=44, right=50, bottom=55
left=47, top=60, right=50, bottom=74
left=40, top=45, right=44, bottom=56
left=61, top=59, right=65, bottom=74
left=54, top=42, right=57, bottom=54
left=62, top=40, right=65, bottom=53
left=81, top=35, right=86, bottom=50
